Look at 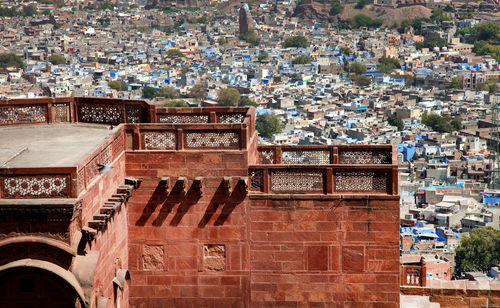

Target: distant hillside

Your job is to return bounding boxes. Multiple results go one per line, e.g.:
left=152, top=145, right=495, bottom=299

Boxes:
left=293, top=2, right=432, bottom=25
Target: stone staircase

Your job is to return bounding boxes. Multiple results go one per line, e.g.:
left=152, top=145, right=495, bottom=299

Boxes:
left=85, top=178, right=140, bottom=235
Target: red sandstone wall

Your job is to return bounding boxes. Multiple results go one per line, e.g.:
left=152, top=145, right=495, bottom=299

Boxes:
left=248, top=197, right=400, bottom=307
left=125, top=149, right=251, bottom=307
left=79, top=153, right=126, bottom=230
left=125, top=151, right=249, bottom=178
left=124, top=150, right=400, bottom=307
left=89, top=201, right=130, bottom=308
left=77, top=152, right=129, bottom=307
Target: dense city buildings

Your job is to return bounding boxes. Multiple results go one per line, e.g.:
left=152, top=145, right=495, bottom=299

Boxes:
left=0, top=0, right=500, bottom=307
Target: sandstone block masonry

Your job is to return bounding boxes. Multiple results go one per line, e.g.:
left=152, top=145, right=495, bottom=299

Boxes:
left=0, top=98, right=400, bottom=308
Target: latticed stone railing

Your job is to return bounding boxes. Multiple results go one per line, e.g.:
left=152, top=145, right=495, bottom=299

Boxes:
left=75, top=129, right=125, bottom=195
left=125, top=123, right=249, bottom=151
left=0, top=169, right=73, bottom=199
left=0, top=100, right=256, bottom=142
left=257, top=145, right=394, bottom=165
left=248, top=165, right=398, bottom=195
left=0, top=97, right=153, bottom=126
left=251, top=145, right=398, bottom=195
left=0, top=130, right=125, bottom=199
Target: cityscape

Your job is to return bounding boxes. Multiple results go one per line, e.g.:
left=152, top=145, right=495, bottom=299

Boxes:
left=0, top=0, right=500, bottom=307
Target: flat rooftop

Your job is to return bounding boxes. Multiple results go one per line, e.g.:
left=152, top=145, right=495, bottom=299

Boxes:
left=0, top=123, right=117, bottom=167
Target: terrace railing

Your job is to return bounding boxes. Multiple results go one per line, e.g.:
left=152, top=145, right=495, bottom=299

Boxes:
left=125, top=107, right=256, bottom=151
left=0, top=129, right=125, bottom=199
left=0, top=97, right=153, bottom=126
left=125, top=123, right=248, bottom=151
left=250, top=145, right=398, bottom=195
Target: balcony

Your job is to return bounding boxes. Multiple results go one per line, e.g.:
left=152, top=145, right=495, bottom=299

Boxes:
left=0, top=98, right=398, bottom=198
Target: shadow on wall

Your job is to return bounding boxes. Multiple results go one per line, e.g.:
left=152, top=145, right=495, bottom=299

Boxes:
left=135, top=179, right=246, bottom=228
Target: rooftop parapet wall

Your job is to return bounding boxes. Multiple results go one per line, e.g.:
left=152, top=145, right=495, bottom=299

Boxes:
left=250, top=145, right=399, bottom=196
left=0, top=97, right=153, bottom=126
left=0, top=98, right=255, bottom=129
left=0, top=98, right=397, bottom=199
left=0, top=128, right=125, bottom=199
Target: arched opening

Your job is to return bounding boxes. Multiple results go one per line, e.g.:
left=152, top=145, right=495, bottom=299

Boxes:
left=0, top=267, right=79, bottom=308
left=0, top=259, right=86, bottom=308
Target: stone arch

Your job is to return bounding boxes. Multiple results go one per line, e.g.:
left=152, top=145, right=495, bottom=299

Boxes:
left=0, top=258, right=87, bottom=307
left=0, top=236, right=75, bottom=269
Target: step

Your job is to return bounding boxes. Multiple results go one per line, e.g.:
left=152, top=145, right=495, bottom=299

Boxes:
left=100, top=206, right=114, bottom=215
left=82, top=226, right=97, bottom=236
left=93, top=214, right=109, bottom=221
left=117, top=185, right=133, bottom=194
left=88, top=220, right=104, bottom=230
left=125, top=177, right=141, bottom=188
left=112, top=193, right=128, bottom=201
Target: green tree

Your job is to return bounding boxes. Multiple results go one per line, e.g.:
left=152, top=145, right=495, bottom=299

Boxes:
left=486, top=78, right=499, bottom=94
left=387, top=113, right=404, bottom=131
left=421, top=112, right=456, bottom=133
left=378, top=57, right=400, bottom=73
left=159, top=87, right=180, bottom=99
left=166, top=49, right=185, bottom=58
left=142, top=86, right=159, bottom=99
left=351, top=14, right=383, bottom=28
left=240, top=96, right=258, bottom=107
left=414, top=37, right=448, bottom=50
left=411, top=17, right=430, bottom=35
left=430, top=8, right=451, bottom=24
left=348, top=62, right=367, bottom=75
left=339, top=46, right=352, bottom=55
left=258, top=51, right=268, bottom=62
left=473, top=41, right=500, bottom=61
left=98, top=0, right=114, bottom=10
left=108, top=80, right=123, bottom=91
left=457, top=27, right=471, bottom=37
left=405, top=75, right=415, bottom=86
left=256, top=113, right=284, bottom=138
left=455, top=227, right=500, bottom=276
left=292, top=55, right=312, bottom=65
left=330, top=2, right=344, bottom=16
left=450, top=76, right=463, bottom=89
left=217, top=37, right=226, bottom=45
left=398, top=20, right=411, bottom=33
left=163, top=99, right=189, bottom=107
left=0, top=53, right=24, bottom=69
left=283, top=35, right=309, bottom=48
left=49, top=54, right=66, bottom=65
left=239, top=30, right=260, bottom=47
left=0, top=6, right=18, bottom=17
left=189, top=82, right=207, bottom=100
left=22, top=5, right=37, bottom=17
left=355, top=0, right=366, bottom=9
left=218, top=88, right=240, bottom=106
left=352, top=74, right=371, bottom=87
left=470, top=23, right=500, bottom=42
left=450, top=117, right=462, bottom=131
